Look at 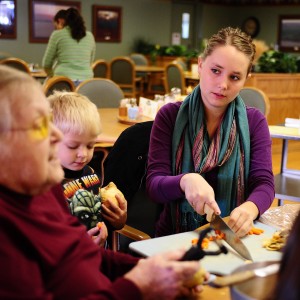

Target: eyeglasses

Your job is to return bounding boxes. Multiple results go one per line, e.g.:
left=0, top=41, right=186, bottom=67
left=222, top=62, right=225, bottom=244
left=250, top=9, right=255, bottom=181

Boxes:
left=10, top=113, right=53, bottom=141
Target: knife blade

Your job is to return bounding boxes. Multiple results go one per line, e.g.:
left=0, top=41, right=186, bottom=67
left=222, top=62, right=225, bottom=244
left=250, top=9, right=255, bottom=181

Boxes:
left=204, top=205, right=253, bottom=261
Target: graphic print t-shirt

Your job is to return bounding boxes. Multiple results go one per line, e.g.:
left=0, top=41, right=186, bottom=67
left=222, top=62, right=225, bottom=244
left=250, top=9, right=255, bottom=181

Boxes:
left=62, top=166, right=101, bottom=201
left=62, top=166, right=103, bottom=229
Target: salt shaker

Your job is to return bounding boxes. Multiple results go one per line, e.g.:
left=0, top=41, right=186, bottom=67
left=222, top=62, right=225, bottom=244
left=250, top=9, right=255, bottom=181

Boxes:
left=128, top=106, right=139, bottom=120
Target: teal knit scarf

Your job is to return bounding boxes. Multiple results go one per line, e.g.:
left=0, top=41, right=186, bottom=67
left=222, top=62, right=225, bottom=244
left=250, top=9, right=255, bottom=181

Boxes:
left=171, top=85, right=250, bottom=233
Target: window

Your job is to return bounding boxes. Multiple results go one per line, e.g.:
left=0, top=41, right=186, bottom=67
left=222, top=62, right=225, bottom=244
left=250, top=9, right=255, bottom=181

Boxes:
left=182, top=13, right=190, bottom=39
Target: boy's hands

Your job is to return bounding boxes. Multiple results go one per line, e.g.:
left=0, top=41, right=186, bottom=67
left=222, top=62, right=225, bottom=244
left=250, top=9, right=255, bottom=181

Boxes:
left=87, top=222, right=108, bottom=248
left=101, top=193, right=127, bottom=229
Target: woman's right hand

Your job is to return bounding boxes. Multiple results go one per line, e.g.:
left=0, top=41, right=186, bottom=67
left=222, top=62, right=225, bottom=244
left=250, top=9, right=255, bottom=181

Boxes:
left=180, top=173, right=221, bottom=216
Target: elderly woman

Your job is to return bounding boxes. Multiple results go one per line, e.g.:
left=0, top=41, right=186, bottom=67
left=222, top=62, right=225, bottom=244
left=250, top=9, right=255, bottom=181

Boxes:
left=0, top=65, right=204, bottom=299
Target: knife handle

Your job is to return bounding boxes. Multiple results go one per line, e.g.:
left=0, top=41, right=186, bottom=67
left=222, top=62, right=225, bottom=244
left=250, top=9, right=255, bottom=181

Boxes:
left=204, top=203, right=214, bottom=222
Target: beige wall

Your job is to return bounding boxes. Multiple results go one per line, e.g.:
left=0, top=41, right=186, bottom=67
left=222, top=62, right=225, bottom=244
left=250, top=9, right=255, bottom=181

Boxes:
left=0, top=0, right=172, bottom=65
left=200, top=4, right=300, bottom=47
left=1, top=0, right=300, bottom=66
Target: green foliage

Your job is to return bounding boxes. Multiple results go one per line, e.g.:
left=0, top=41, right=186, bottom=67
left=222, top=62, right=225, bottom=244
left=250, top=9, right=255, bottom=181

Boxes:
left=133, top=38, right=156, bottom=54
left=164, top=45, right=187, bottom=56
left=184, top=48, right=201, bottom=60
left=255, top=50, right=298, bottom=73
left=132, top=38, right=200, bottom=58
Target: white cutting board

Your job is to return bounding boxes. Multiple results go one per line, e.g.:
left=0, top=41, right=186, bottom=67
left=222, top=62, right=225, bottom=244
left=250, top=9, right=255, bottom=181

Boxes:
left=129, top=221, right=282, bottom=275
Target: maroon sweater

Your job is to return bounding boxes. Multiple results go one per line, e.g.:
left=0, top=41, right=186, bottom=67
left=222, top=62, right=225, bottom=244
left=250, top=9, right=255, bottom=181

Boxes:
left=0, top=184, right=142, bottom=300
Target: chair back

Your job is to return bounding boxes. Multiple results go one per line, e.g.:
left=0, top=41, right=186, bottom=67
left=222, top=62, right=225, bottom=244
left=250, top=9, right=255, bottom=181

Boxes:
left=92, top=59, right=108, bottom=78
left=109, top=56, right=142, bottom=99
left=164, top=62, right=186, bottom=94
left=42, top=76, right=75, bottom=97
left=89, top=147, right=109, bottom=186
left=75, top=78, right=124, bottom=108
left=0, top=57, right=31, bottom=74
left=239, top=86, right=270, bottom=117
left=103, top=121, right=163, bottom=251
left=130, top=53, right=149, bottom=66
left=173, top=58, right=187, bottom=71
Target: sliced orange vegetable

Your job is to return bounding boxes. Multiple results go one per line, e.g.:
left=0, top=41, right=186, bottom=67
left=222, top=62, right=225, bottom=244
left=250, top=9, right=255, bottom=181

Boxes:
left=97, top=222, right=104, bottom=230
left=191, top=230, right=226, bottom=249
left=248, top=227, right=264, bottom=235
left=191, top=238, right=198, bottom=245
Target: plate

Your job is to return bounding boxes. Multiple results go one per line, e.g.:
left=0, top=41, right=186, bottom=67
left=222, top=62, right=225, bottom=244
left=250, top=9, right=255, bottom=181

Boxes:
left=129, top=221, right=281, bottom=275
left=117, top=114, right=153, bottom=125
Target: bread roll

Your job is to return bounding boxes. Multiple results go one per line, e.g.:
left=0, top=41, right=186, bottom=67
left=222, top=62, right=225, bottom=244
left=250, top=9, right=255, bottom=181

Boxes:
left=100, top=182, right=125, bottom=207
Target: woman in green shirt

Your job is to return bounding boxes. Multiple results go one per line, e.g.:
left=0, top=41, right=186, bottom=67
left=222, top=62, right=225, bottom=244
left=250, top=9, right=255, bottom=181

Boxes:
left=42, top=8, right=96, bottom=85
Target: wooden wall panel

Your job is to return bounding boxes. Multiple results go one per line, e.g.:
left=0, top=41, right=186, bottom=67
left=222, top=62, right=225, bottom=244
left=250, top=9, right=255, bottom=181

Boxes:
left=245, top=73, right=300, bottom=125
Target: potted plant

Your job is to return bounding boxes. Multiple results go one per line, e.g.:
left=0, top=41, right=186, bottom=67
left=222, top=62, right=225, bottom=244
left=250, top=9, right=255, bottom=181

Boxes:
left=255, top=50, right=298, bottom=73
left=132, top=38, right=201, bottom=67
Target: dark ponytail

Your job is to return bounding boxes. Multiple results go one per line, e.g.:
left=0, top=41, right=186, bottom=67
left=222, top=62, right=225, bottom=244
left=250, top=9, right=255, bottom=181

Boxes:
left=65, top=7, right=86, bottom=42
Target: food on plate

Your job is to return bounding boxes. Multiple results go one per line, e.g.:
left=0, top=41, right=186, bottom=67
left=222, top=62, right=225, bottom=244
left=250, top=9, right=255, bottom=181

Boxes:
left=100, top=182, right=125, bottom=207
left=183, top=267, right=207, bottom=288
left=248, top=227, right=264, bottom=235
left=192, top=227, right=264, bottom=249
left=262, top=229, right=289, bottom=251
left=192, top=230, right=226, bottom=249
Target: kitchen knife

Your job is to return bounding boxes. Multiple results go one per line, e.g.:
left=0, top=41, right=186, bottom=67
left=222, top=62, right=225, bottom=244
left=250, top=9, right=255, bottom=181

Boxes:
left=204, top=205, right=253, bottom=261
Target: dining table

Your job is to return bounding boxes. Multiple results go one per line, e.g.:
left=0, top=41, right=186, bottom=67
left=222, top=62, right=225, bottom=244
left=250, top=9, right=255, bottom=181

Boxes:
left=31, top=68, right=47, bottom=79
left=269, top=125, right=300, bottom=205
left=129, top=218, right=281, bottom=300
left=184, top=70, right=199, bottom=81
left=135, top=65, right=164, bottom=73
left=96, top=108, right=153, bottom=148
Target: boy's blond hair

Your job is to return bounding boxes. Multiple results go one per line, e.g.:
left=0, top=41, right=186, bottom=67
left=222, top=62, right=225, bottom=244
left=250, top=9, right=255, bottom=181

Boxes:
left=48, top=91, right=102, bottom=136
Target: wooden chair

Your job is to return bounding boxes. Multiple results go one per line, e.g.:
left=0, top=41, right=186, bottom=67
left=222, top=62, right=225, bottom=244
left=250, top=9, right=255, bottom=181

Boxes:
left=92, top=59, right=108, bottom=78
left=103, top=121, right=163, bottom=252
left=130, top=53, right=149, bottom=66
left=109, top=56, right=143, bottom=100
left=42, top=76, right=75, bottom=97
left=0, top=57, right=31, bottom=74
left=172, top=58, right=187, bottom=71
left=89, top=147, right=109, bottom=187
left=164, top=62, right=186, bottom=94
left=75, top=78, right=124, bottom=108
left=239, top=86, right=270, bottom=117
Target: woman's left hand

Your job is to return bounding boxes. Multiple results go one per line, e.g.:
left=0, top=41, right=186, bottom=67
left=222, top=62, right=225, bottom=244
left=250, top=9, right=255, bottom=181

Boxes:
left=228, top=201, right=259, bottom=237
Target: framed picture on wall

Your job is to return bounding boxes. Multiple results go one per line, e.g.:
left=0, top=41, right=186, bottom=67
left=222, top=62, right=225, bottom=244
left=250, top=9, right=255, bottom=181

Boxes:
left=278, top=15, right=300, bottom=52
left=92, top=5, right=122, bottom=43
left=29, top=0, right=81, bottom=43
left=0, top=0, right=16, bottom=39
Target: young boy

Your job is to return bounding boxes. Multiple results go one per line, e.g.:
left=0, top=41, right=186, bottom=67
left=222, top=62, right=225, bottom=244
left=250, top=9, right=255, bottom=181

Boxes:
left=48, top=91, right=127, bottom=247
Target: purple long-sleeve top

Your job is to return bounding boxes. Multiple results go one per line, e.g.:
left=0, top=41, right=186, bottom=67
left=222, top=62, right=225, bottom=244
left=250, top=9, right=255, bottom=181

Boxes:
left=146, top=101, right=275, bottom=237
